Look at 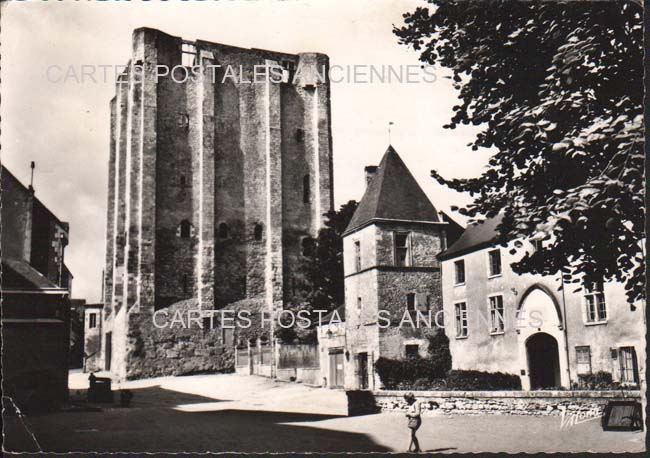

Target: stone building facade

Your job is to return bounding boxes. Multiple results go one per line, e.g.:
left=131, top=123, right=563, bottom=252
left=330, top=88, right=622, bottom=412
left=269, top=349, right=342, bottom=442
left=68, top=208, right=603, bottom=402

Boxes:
left=101, top=28, right=333, bottom=380
left=439, top=216, right=646, bottom=391
left=83, top=303, right=103, bottom=372
left=1, top=165, right=72, bottom=409
left=337, top=146, right=451, bottom=390
left=1, top=166, right=72, bottom=290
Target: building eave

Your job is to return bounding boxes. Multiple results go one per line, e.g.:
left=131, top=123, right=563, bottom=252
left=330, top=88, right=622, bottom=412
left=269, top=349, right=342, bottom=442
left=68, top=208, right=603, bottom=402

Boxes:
left=343, top=218, right=448, bottom=237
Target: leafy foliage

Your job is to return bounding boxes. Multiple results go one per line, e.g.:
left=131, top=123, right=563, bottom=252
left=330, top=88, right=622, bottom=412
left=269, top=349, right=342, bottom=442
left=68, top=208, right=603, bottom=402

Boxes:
left=445, top=370, right=522, bottom=391
left=427, top=331, right=452, bottom=375
left=303, top=200, right=359, bottom=311
left=395, top=1, right=644, bottom=301
left=375, top=333, right=453, bottom=389
left=279, top=201, right=358, bottom=342
left=576, top=371, right=622, bottom=390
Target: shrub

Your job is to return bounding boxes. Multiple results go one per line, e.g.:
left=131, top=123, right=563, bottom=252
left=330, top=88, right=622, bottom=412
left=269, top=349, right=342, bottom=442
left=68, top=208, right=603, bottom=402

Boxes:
left=427, top=333, right=452, bottom=375
left=445, top=370, right=521, bottom=390
left=578, top=371, right=620, bottom=390
left=375, top=357, right=434, bottom=390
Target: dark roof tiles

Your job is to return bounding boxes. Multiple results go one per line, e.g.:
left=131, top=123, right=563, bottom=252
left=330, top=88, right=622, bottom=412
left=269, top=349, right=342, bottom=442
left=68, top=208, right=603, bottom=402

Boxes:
left=345, top=146, right=441, bottom=234
left=438, top=215, right=504, bottom=260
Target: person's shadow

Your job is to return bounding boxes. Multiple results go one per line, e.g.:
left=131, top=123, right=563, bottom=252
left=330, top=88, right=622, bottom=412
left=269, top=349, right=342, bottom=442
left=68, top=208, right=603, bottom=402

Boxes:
left=425, top=447, right=458, bottom=452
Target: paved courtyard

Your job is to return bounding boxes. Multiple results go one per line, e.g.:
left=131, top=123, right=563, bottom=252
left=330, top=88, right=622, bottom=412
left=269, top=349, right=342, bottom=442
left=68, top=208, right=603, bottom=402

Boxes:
left=4, top=371, right=644, bottom=453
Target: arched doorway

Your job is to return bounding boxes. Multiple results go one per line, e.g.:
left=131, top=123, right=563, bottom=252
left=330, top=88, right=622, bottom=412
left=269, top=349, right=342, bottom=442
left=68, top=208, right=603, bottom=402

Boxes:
left=526, top=332, right=561, bottom=389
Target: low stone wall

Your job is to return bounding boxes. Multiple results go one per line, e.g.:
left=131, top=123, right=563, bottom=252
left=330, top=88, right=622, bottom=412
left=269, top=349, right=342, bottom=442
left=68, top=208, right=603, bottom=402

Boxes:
left=373, top=390, right=642, bottom=416
left=297, top=368, right=321, bottom=386
left=276, top=367, right=321, bottom=386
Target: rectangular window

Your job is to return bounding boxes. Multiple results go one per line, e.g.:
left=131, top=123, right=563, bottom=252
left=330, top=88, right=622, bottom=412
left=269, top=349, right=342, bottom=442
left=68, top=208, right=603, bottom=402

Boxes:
left=89, top=313, right=97, bottom=329
left=394, top=232, right=410, bottom=267
left=405, top=344, right=420, bottom=359
left=296, top=128, right=304, bottom=142
left=455, top=302, right=468, bottom=338
left=303, top=174, right=311, bottom=204
left=489, top=295, right=504, bottom=333
left=454, top=260, right=465, bottom=285
left=357, top=297, right=362, bottom=316
left=354, top=241, right=361, bottom=272
left=619, top=347, right=639, bottom=385
left=406, top=293, right=416, bottom=311
left=222, top=327, right=234, bottom=346
left=584, top=281, right=607, bottom=323
left=575, top=346, right=592, bottom=375
left=488, top=249, right=502, bottom=277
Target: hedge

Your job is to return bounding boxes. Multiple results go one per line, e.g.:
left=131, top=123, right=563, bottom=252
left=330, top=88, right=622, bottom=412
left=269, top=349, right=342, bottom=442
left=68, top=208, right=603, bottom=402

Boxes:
left=576, top=371, right=622, bottom=390
left=375, top=360, right=522, bottom=391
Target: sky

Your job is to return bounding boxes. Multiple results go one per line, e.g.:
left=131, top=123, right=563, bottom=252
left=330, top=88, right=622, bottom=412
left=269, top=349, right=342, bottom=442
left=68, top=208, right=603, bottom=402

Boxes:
left=1, top=0, right=492, bottom=303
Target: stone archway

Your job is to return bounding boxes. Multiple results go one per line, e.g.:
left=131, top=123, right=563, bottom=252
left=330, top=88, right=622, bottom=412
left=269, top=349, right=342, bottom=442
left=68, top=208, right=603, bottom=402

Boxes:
left=517, top=284, right=569, bottom=390
left=526, top=332, right=561, bottom=389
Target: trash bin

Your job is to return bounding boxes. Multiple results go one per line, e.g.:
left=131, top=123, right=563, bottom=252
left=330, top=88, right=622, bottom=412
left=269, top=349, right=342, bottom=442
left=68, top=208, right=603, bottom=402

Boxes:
left=88, top=376, right=113, bottom=403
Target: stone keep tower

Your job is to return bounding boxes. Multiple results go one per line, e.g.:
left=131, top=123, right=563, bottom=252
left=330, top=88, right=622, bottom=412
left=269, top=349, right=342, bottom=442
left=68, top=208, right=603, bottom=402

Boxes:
left=102, top=28, right=333, bottom=380
left=342, top=146, right=448, bottom=390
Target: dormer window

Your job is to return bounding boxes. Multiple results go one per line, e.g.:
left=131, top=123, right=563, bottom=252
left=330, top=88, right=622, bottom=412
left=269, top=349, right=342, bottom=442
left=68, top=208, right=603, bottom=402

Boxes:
left=394, top=232, right=410, bottom=267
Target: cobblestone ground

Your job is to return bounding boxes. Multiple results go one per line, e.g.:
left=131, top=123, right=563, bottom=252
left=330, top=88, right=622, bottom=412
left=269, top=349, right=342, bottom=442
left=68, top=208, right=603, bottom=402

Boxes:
left=4, top=371, right=644, bottom=453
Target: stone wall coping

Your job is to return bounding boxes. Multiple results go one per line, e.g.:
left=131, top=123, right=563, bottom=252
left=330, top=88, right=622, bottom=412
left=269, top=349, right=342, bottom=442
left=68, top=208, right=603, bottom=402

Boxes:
left=374, top=390, right=641, bottom=399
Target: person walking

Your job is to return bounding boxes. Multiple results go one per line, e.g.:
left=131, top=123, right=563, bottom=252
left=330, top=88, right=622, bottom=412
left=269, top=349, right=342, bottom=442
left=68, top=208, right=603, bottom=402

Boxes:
left=405, top=392, right=422, bottom=453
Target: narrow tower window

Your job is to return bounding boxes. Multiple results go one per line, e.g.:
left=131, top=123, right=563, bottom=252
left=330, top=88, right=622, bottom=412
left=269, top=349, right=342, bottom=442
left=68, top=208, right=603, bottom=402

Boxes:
left=180, top=220, right=191, bottom=239
left=254, top=223, right=264, bottom=241
left=182, top=274, right=189, bottom=294
left=354, top=241, right=361, bottom=272
left=218, top=222, right=229, bottom=239
left=296, top=128, right=304, bottom=142
left=303, top=174, right=310, bottom=203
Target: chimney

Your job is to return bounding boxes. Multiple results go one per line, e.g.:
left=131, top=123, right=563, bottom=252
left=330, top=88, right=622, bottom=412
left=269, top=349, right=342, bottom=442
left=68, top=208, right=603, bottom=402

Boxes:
left=364, top=165, right=378, bottom=188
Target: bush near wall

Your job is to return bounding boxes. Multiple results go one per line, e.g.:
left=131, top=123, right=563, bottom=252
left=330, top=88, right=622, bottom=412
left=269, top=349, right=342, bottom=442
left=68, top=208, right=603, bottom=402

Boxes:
left=375, top=359, right=522, bottom=391
left=577, top=371, right=621, bottom=390
left=444, top=370, right=521, bottom=390
left=375, top=333, right=520, bottom=391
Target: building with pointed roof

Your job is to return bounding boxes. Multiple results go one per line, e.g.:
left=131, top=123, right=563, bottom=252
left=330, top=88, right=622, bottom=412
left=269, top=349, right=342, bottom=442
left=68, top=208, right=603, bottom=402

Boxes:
left=345, top=145, right=441, bottom=234
left=336, top=146, right=452, bottom=390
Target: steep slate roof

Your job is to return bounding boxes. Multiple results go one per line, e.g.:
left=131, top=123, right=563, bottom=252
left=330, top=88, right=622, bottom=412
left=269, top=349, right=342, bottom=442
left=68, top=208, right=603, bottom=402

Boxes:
left=437, top=214, right=504, bottom=261
left=345, top=146, right=441, bottom=234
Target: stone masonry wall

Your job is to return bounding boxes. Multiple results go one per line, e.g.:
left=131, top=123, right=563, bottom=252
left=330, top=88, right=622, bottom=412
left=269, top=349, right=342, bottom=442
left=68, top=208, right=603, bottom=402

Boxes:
left=373, top=390, right=642, bottom=417
left=101, top=28, right=333, bottom=379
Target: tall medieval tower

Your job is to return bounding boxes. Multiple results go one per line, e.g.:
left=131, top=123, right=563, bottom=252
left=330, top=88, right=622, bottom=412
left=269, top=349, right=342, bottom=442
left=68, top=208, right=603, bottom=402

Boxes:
left=101, top=28, right=333, bottom=380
